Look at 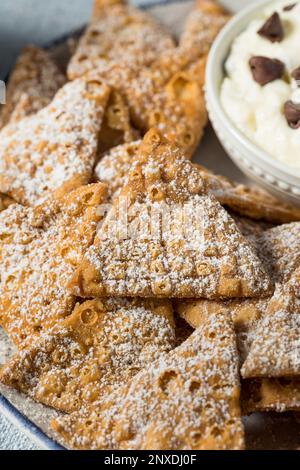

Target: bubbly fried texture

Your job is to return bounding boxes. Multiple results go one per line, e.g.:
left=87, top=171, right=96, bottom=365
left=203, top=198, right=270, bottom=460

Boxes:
left=176, top=222, right=300, bottom=363
left=242, top=269, right=300, bottom=379
left=52, top=312, right=244, bottom=450
left=0, top=46, right=66, bottom=128
left=179, top=0, right=230, bottom=55
left=95, top=154, right=300, bottom=224
left=95, top=140, right=142, bottom=200
left=0, top=79, right=110, bottom=206
left=70, top=130, right=271, bottom=299
left=69, top=1, right=229, bottom=158
left=196, top=165, right=300, bottom=224
left=68, top=2, right=175, bottom=81
left=0, top=194, right=15, bottom=212
left=97, top=90, right=140, bottom=153
left=242, top=378, right=300, bottom=414
left=0, top=298, right=175, bottom=412
left=0, top=183, right=107, bottom=347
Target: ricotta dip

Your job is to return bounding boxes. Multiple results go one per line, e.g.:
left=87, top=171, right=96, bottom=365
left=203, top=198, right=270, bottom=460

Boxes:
left=221, top=1, right=300, bottom=170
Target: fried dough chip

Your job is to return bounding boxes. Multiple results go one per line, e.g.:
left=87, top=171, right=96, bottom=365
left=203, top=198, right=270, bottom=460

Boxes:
left=179, top=0, right=230, bottom=55
left=242, top=378, right=300, bottom=414
left=196, top=165, right=300, bottom=224
left=70, top=130, right=271, bottom=299
left=68, top=1, right=175, bottom=81
left=97, top=90, right=139, bottom=153
left=229, top=213, right=273, bottom=238
left=0, top=183, right=107, bottom=347
left=95, top=140, right=142, bottom=200
left=0, top=79, right=110, bottom=206
left=242, top=269, right=300, bottom=379
left=52, top=312, right=244, bottom=450
left=0, top=298, right=175, bottom=413
left=0, top=194, right=15, bottom=212
left=176, top=222, right=300, bottom=362
left=0, top=46, right=66, bottom=128
left=95, top=152, right=300, bottom=223
left=69, top=1, right=229, bottom=157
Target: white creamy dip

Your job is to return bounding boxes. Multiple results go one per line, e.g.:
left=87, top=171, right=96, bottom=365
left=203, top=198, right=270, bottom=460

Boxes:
left=221, top=1, right=300, bottom=170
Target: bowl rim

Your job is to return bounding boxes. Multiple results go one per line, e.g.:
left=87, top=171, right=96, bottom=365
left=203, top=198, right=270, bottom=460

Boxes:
left=206, top=0, right=300, bottom=180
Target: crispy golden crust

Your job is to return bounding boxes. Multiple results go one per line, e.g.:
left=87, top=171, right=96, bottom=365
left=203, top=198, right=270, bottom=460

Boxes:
left=0, top=183, right=107, bottom=347
left=95, top=140, right=142, bottom=200
left=0, top=46, right=66, bottom=128
left=52, top=312, right=244, bottom=450
left=97, top=90, right=140, bottom=154
left=176, top=222, right=300, bottom=363
left=242, top=378, right=300, bottom=414
left=0, top=298, right=175, bottom=412
left=242, top=269, right=300, bottom=379
left=70, top=129, right=271, bottom=299
left=0, top=193, right=15, bottom=212
left=68, top=3, right=175, bottom=81
left=180, top=0, right=230, bottom=56
left=195, top=165, right=300, bottom=224
left=68, top=1, right=229, bottom=158
left=0, top=79, right=110, bottom=206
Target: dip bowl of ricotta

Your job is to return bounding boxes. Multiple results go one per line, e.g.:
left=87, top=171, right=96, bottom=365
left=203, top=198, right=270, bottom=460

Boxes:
left=206, top=0, right=300, bottom=205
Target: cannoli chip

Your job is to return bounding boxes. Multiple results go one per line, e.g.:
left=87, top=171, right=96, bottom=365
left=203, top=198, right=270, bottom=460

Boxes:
left=179, top=0, right=230, bottom=55
left=242, top=378, right=300, bottom=414
left=0, top=183, right=107, bottom=347
left=242, top=270, right=300, bottom=379
left=0, top=46, right=66, bottom=128
left=95, top=140, right=142, bottom=200
left=197, top=165, right=300, bottom=224
left=0, top=298, right=175, bottom=412
left=177, top=222, right=300, bottom=362
left=0, top=79, right=110, bottom=206
left=71, top=130, right=271, bottom=299
left=97, top=90, right=139, bottom=153
left=68, top=2, right=175, bottom=81
left=52, top=312, right=244, bottom=450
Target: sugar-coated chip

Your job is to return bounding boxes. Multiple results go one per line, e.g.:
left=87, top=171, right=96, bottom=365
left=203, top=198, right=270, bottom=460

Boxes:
left=52, top=312, right=244, bottom=450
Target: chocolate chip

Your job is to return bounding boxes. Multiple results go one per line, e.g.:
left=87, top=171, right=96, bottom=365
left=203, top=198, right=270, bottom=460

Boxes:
left=249, top=56, right=285, bottom=86
left=283, top=3, right=297, bottom=11
left=258, top=12, right=284, bottom=43
left=291, top=66, right=300, bottom=82
left=284, top=101, right=300, bottom=129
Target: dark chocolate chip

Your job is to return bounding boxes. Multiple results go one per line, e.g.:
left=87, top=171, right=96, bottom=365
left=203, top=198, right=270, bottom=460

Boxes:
left=258, top=12, right=284, bottom=43
left=249, top=56, right=285, bottom=86
left=283, top=3, right=297, bottom=11
left=291, top=66, right=300, bottom=82
left=284, top=100, right=300, bottom=129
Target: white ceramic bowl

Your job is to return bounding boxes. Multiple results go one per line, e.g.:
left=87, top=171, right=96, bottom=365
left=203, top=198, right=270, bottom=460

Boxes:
left=205, top=0, right=300, bottom=206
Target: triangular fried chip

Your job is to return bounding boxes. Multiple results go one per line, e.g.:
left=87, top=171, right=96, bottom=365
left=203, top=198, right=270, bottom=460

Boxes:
left=242, top=378, right=300, bottom=414
left=0, top=78, right=110, bottom=206
left=52, top=311, right=244, bottom=450
left=242, top=269, right=300, bottom=379
left=0, top=46, right=66, bottom=128
left=96, top=149, right=300, bottom=223
left=196, top=165, right=300, bottom=224
left=95, top=140, right=142, bottom=200
left=70, top=130, right=271, bottom=299
left=0, top=183, right=107, bottom=347
left=68, top=1, right=175, bottom=81
left=0, top=298, right=175, bottom=413
left=177, top=222, right=300, bottom=362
